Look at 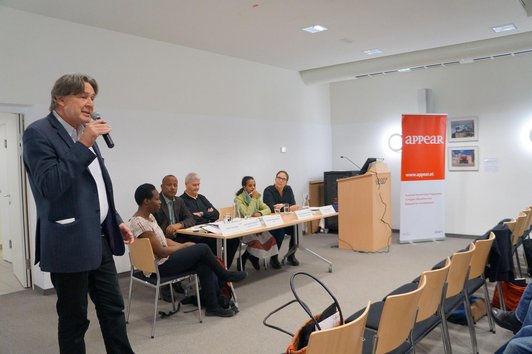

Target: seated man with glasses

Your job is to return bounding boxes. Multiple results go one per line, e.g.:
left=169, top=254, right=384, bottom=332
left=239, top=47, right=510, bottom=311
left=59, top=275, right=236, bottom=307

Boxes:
left=180, top=172, right=239, bottom=268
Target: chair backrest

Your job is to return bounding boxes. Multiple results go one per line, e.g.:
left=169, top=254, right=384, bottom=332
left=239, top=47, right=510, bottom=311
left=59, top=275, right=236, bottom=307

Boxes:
left=306, top=301, right=370, bottom=354
left=469, top=232, right=496, bottom=280
left=515, top=211, right=528, bottom=238
left=416, top=258, right=451, bottom=322
left=524, top=207, right=532, bottom=233
left=217, top=205, right=236, bottom=221
left=374, top=275, right=426, bottom=354
left=446, top=243, right=475, bottom=298
left=128, top=238, right=157, bottom=274
left=504, top=219, right=516, bottom=232
left=505, top=213, right=527, bottom=246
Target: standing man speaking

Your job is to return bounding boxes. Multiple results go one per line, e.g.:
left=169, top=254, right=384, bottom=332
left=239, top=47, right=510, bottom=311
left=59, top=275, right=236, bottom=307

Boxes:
left=23, top=73, right=135, bottom=353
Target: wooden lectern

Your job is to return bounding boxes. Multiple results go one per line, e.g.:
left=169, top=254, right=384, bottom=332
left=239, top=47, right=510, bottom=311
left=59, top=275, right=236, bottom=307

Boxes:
left=337, top=161, right=392, bottom=252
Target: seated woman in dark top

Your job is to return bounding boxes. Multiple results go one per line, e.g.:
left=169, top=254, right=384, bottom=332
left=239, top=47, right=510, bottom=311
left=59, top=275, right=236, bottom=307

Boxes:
left=263, top=170, right=300, bottom=269
left=180, top=172, right=240, bottom=268
left=129, top=183, right=247, bottom=318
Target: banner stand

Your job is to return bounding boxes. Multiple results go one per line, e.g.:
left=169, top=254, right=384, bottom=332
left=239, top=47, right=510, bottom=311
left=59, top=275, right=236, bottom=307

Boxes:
left=400, top=114, right=447, bottom=244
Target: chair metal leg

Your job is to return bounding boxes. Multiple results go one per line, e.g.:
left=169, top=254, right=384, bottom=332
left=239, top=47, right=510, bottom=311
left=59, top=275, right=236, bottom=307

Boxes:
left=497, top=282, right=507, bottom=311
left=126, top=270, right=133, bottom=323
left=172, top=285, right=179, bottom=312
left=193, top=274, right=203, bottom=323
left=482, top=281, right=496, bottom=333
left=440, top=308, right=452, bottom=354
left=238, top=241, right=244, bottom=270
left=515, top=248, right=524, bottom=278
left=463, top=294, right=479, bottom=354
left=371, top=334, right=379, bottom=354
left=152, top=286, right=160, bottom=338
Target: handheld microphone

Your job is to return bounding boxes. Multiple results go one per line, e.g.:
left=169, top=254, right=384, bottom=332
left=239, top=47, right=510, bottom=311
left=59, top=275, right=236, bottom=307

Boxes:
left=91, top=112, right=115, bottom=148
left=340, top=155, right=362, bottom=169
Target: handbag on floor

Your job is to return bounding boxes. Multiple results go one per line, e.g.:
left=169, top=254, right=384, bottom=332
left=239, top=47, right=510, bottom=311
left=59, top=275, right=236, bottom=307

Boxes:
left=263, top=272, right=343, bottom=354
left=492, top=280, right=527, bottom=310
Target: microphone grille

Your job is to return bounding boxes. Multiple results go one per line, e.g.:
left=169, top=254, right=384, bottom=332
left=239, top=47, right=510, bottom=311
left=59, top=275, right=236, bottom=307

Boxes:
left=91, top=112, right=101, bottom=120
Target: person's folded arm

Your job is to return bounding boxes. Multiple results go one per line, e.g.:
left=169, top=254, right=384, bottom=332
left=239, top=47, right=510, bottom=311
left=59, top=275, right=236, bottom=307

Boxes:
left=139, top=231, right=193, bottom=258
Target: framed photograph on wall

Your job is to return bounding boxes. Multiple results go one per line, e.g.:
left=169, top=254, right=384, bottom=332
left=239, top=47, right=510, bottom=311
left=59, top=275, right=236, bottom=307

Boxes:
left=448, top=147, right=479, bottom=171
left=448, top=116, right=478, bottom=142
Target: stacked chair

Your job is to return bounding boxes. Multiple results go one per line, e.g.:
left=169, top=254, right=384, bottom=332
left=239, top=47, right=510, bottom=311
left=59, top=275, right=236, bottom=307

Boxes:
left=346, top=275, right=427, bottom=354
left=466, top=232, right=496, bottom=334
left=354, top=259, right=450, bottom=353
left=345, top=239, right=497, bottom=354
left=304, top=302, right=370, bottom=354
left=504, top=212, right=528, bottom=277
left=440, top=243, right=477, bottom=354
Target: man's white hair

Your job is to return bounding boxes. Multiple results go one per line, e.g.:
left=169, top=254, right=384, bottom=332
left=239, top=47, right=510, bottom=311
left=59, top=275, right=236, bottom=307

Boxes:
left=185, top=172, right=200, bottom=184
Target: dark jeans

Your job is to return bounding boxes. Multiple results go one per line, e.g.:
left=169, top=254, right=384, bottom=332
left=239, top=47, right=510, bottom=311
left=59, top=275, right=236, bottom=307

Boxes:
left=50, top=237, right=133, bottom=354
left=173, top=234, right=240, bottom=268
left=269, top=226, right=296, bottom=252
left=158, top=243, right=228, bottom=310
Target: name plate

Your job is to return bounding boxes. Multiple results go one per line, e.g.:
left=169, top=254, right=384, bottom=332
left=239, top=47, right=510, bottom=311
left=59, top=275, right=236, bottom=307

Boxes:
left=295, top=208, right=314, bottom=219
left=217, top=221, right=246, bottom=235
left=261, top=214, right=284, bottom=227
left=319, top=205, right=336, bottom=215
left=240, top=217, right=263, bottom=231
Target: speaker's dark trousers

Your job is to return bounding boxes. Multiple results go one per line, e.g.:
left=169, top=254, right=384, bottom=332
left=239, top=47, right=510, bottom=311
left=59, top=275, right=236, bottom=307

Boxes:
left=50, top=237, right=133, bottom=354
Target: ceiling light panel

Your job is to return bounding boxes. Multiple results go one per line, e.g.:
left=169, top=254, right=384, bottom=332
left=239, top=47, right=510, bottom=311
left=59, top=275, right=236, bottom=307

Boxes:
left=492, top=23, right=517, bottom=33
left=363, top=48, right=383, bottom=55
left=302, top=25, right=328, bottom=33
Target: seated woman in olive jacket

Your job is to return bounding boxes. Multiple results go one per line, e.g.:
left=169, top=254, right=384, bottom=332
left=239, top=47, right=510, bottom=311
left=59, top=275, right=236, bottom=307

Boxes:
left=234, top=176, right=278, bottom=271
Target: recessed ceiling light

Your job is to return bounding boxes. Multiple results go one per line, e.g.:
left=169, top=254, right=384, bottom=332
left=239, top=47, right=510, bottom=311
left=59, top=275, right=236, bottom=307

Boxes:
left=302, top=25, right=328, bottom=33
left=363, top=48, right=383, bottom=55
left=397, top=68, right=411, bottom=73
left=492, top=23, right=517, bottom=33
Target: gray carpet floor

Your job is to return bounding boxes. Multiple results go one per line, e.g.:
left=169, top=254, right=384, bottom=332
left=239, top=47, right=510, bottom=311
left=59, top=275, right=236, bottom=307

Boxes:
left=0, top=233, right=515, bottom=353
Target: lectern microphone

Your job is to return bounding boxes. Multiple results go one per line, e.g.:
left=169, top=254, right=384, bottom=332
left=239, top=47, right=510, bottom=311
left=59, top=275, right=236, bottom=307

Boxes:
left=339, top=155, right=362, bottom=170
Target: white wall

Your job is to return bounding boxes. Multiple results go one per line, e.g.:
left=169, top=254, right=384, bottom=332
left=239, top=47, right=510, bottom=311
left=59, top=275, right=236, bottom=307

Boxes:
left=0, top=7, right=332, bottom=289
left=330, top=55, right=532, bottom=235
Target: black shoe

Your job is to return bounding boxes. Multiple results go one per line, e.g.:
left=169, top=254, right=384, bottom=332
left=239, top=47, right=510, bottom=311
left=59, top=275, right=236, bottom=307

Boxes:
left=248, top=255, right=260, bottom=270
left=160, top=285, right=174, bottom=303
left=492, top=309, right=522, bottom=334
left=180, top=295, right=198, bottom=306
left=270, top=255, right=282, bottom=269
left=172, top=282, right=185, bottom=294
left=205, top=306, right=235, bottom=317
left=287, top=254, right=300, bottom=266
left=224, top=271, right=247, bottom=283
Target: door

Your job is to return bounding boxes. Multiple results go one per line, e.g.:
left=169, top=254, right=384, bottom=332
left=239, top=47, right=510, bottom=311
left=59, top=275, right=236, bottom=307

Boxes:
left=0, top=112, right=29, bottom=287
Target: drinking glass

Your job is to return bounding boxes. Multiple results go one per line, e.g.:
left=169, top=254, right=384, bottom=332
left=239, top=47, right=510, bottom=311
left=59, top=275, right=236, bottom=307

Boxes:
left=283, top=203, right=290, bottom=213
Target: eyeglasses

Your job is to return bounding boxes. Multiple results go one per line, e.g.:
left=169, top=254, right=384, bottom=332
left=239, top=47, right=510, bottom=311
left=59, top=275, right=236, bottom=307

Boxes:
left=276, top=176, right=287, bottom=181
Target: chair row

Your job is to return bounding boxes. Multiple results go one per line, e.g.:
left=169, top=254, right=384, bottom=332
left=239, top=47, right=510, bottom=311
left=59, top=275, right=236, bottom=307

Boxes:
left=337, top=232, right=496, bottom=354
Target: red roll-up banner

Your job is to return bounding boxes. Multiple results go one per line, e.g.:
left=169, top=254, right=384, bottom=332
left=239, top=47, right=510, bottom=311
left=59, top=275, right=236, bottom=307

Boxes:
left=400, top=114, right=447, bottom=243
